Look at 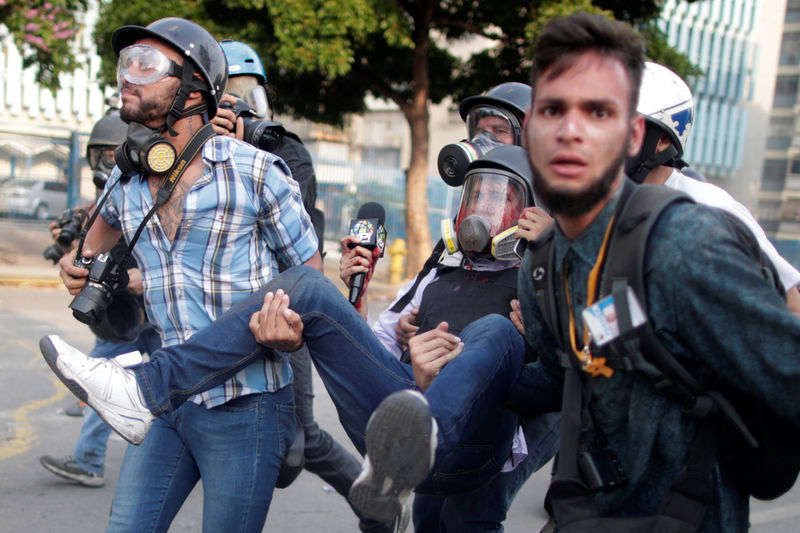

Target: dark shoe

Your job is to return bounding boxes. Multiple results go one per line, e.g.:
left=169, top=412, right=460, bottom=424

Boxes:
left=64, top=401, right=86, bottom=417
left=349, top=390, right=436, bottom=525
left=39, top=455, right=104, bottom=487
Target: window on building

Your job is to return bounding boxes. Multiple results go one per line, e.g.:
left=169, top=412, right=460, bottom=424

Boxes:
left=778, top=199, right=800, bottom=220
left=773, top=75, right=799, bottom=108
left=781, top=33, right=800, bottom=65
left=770, top=116, right=796, bottom=137
left=758, top=200, right=782, bottom=220
left=762, top=159, right=788, bottom=191
left=792, top=156, right=800, bottom=175
left=767, top=117, right=794, bottom=149
left=789, top=0, right=800, bottom=23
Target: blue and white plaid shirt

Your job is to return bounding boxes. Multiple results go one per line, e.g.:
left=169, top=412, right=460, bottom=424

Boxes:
left=101, top=135, right=318, bottom=408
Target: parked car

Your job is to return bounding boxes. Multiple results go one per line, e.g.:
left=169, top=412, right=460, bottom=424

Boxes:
left=0, top=179, right=68, bottom=219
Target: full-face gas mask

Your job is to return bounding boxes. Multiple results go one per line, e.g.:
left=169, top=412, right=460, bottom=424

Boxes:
left=86, top=111, right=127, bottom=189
left=226, top=76, right=270, bottom=119
left=440, top=145, right=534, bottom=260
left=88, top=147, right=117, bottom=189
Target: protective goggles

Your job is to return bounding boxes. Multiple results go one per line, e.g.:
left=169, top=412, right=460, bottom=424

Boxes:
left=117, top=44, right=183, bottom=87
left=87, top=147, right=116, bottom=171
left=466, top=106, right=519, bottom=145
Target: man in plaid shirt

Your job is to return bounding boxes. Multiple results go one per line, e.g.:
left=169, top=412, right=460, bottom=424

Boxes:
left=48, top=18, right=321, bottom=533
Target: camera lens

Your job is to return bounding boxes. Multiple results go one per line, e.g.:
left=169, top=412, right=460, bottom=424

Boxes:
left=70, top=282, right=114, bottom=325
left=42, top=244, right=65, bottom=264
left=244, top=119, right=282, bottom=152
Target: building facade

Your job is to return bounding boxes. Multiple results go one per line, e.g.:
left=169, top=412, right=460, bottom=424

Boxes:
left=0, top=2, right=111, bottom=206
left=759, top=0, right=800, bottom=265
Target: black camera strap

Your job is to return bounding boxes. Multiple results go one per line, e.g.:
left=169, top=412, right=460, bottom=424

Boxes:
left=115, top=123, right=217, bottom=270
left=77, top=123, right=216, bottom=274
left=75, top=179, right=120, bottom=261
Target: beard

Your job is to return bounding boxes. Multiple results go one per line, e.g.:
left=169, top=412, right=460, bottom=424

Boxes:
left=532, top=136, right=630, bottom=218
left=119, top=84, right=174, bottom=126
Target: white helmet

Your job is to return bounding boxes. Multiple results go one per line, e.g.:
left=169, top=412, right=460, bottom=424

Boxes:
left=637, top=61, right=694, bottom=155
left=626, top=62, right=693, bottom=182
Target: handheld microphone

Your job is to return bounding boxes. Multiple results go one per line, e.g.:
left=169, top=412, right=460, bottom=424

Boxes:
left=347, top=202, right=387, bottom=305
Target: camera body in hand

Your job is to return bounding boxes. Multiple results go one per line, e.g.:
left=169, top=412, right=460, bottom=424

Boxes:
left=219, top=98, right=287, bottom=153
left=42, top=208, right=89, bottom=264
left=69, top=253, right=129, bottom=326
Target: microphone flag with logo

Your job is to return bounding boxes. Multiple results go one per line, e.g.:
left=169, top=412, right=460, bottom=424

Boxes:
left=347, top=202, right=387, bottom=305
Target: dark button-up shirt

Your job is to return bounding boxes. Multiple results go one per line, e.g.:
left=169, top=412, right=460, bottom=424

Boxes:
left=512, top=187, right=800, bottom=532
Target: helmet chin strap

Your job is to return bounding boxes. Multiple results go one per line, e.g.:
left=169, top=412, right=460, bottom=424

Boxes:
left=162, top=66, right=210, bottom=136
left=627, top=128, right=683, bottom=183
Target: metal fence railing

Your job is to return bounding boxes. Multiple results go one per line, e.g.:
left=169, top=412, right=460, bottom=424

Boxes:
left=315, top=157, right=459, bottom=246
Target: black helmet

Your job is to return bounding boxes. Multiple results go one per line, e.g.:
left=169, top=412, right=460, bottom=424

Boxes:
left=112, top=18, right=227, bottom=117
left=86, top=112, right=127, bottom=156
left=458, top=83, right=532, bottom=146
left=458, top=82, right=532, bottom=123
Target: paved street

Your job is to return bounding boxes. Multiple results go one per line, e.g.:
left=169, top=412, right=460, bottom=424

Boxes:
left=0, top=218, right=798, bottom=531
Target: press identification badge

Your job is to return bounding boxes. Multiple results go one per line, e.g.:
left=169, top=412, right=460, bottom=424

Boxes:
left=581, top=287, right=646, bottom=346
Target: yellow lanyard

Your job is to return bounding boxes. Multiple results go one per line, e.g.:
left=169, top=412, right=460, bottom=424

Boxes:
left=563, top=214, right=616, bottom=378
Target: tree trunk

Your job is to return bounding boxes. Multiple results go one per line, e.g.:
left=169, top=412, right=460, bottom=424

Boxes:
left=404, top=113, right=431, bottom=278
left=403, top=3, right=434, bottom=279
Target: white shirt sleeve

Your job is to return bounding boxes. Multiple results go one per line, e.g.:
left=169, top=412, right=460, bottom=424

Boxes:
left=666, top=171, right=800, bottom=291
left=371, top=269, right=440, bottom=360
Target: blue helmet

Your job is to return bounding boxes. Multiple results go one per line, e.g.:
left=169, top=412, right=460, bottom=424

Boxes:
left=220, top=39, right=267, bottom=85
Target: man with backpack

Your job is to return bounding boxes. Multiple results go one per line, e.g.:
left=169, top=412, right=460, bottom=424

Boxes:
left=506, top=12, right=800, bottom=533
left=625, top=60, right=800, bottom=317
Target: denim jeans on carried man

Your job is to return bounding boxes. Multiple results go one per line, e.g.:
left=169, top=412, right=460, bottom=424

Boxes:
left=413, top=411, right=560, bottom=532
left=132, top=266, right=526, bottom=495
left=73, top=329, right=161, bottom=475
left=107, top=385, right=295, bottom=533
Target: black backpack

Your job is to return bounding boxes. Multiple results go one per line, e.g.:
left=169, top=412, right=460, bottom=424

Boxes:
left=529, top=180, right=800, bottom=531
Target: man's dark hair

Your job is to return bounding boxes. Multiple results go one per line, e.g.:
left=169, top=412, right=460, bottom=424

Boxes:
left=530, top=12, right=645, bottom=115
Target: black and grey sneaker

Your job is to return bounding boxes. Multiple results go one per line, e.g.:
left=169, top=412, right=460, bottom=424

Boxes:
left=358, top=500, right=411, bottom=533
left=39, top=455, right=105, bottom=487
left=349, top=390, right=437, bottom=526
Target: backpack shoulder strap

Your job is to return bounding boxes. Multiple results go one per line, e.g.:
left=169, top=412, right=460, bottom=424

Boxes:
left=601, top=184, right=714, bottom=408
left=389, top=239, right=446, bottom=313
left=602, top=183, right=757, bottom=443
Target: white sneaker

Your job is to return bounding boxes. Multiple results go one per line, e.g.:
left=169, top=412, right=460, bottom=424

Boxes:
left=39, top=335, right=154, bottom=445
left=349, top=390, right=438, bottom=525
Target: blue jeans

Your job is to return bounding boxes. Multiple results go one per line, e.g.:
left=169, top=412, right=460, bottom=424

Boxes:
left=413, top=411, right=560, bottom=532
left=107, top=386, right=295, bottom=533
left=133, top=266, right=525, bottom=495
left=73, top=329, right=161, bottom=475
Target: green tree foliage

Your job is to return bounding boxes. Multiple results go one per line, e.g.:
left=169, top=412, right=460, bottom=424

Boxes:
left=90, top=0, right=700, bottom=275
left=0, top=0, right=87, bottom=90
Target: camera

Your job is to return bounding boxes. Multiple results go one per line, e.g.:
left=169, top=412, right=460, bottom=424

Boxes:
left=437, top=131, right=504, bottom=187
left=69, top=253, right=130, bottom=326
left=220, top=98, right=284, bottom=153
left=42, top=208, right=88, bottom=264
